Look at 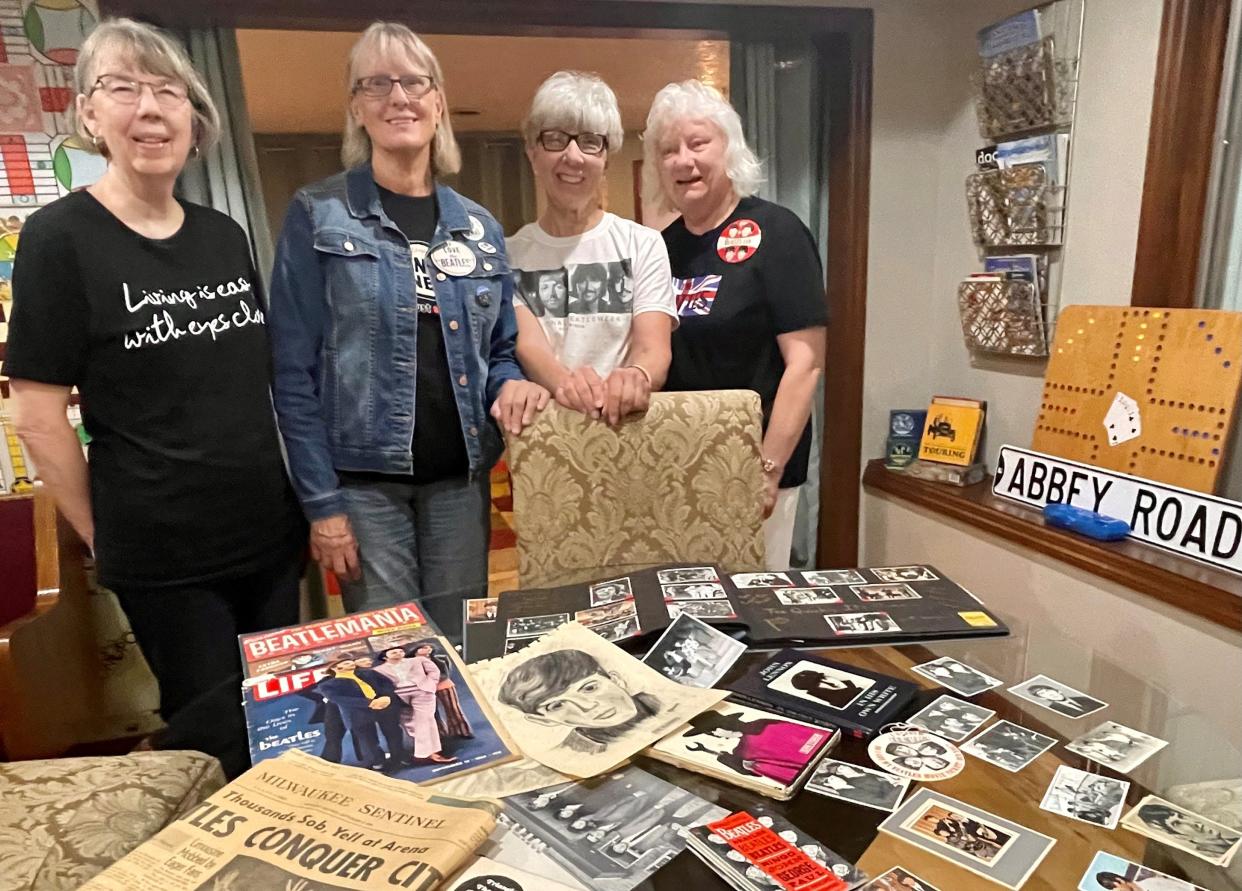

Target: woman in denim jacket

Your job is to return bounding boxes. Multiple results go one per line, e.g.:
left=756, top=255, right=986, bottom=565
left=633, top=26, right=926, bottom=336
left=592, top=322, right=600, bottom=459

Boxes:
left=269, top=22, right=548, bottom=637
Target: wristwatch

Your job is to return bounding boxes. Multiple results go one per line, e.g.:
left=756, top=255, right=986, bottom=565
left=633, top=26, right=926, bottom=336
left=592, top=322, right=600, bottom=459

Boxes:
left=761, top=456, right=780, bottom=474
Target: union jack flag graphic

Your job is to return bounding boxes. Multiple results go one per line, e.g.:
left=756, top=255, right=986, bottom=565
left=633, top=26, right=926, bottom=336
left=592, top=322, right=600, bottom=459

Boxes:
left=674, top=274, right=722, bottom=317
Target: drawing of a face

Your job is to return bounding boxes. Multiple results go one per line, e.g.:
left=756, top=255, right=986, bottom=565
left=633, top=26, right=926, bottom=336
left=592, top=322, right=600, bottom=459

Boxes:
left=531, top=673, right=639, bottom=729
left=693, top=728, right=742, bottom=753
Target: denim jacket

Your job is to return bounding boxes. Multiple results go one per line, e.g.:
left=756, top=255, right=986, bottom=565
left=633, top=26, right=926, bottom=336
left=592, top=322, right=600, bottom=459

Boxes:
left=268, top=164, right=523, bottom=521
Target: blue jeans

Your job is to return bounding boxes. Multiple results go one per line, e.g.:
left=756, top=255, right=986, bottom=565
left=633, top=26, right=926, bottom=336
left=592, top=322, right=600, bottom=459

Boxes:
left=338, top=473, right=489, bottom=640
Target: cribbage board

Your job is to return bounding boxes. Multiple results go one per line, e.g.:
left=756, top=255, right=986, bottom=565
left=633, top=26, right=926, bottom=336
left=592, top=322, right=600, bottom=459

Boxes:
left=1033, top=305, right=1242, bottom=493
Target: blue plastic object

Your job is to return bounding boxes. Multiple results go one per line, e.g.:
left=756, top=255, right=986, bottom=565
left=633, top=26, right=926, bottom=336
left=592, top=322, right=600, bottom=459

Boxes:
left=1042, top=503, right=1131, bottom=541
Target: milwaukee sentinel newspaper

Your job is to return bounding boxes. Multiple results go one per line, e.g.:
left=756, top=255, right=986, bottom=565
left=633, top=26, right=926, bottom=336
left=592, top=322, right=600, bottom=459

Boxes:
left=82, top=750, right=499, bottom=890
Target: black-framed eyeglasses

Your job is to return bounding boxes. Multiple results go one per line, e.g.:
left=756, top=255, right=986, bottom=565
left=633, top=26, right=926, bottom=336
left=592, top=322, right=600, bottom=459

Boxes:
left=353, top=74, right=436, bottom=99
left=537, top=129, right=608, bottom=156
left=91, top=74, right=189, bottom=108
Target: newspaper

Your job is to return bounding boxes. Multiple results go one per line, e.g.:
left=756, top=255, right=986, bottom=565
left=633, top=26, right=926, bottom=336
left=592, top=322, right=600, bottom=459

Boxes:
left=81, top=749, right=499, bottom=891
left=469, top=621, right=725, bottom=778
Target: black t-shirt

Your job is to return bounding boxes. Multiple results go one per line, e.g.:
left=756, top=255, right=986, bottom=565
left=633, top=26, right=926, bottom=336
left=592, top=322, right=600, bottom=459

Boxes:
left=663, top=196, right=828, bottom=488
left=2, top=190, right=304, bottom=589
left=377, top=186, right=468, bottom=484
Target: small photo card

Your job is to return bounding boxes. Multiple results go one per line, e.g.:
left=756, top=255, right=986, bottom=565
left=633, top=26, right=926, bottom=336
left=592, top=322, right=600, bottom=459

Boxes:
left=589, top=577, right=633, bottom=606
left=872, top=566, right=939, bottom=583
left=731, top=571, right=795, bottom=588
left=661, top=582, right=729, bottom=601
left=1065, top=721, right=1168, bottom=774
left=656, top=566, right=719, bottom=584
left=1039, top=765, right=1129, bottom=829
left=641, top=613, right=745, bottom=688
left=851, top=583, right=922, bottom=602
left=911, top=656, right=1003, bottom=698
left=774, top=587, right=843, bottom=606
left=825, top=611, right=901, bottom=635
left=1120, top=795, right=1241, bottom=867
left=879, top=788, right=1055, bottom=890
left=505, top=613, right=571, bottom=639
left=960, top=720, right=1057, bottom=773
left=1077, top=851, right=1209, bottom=891
left=906, top=694, right=996, bottom=742
left=806, top=758, right=910, bottom=813
left=802, top=569, right=866, bottom=586
left=1009, top=674, right=1108, bottom=719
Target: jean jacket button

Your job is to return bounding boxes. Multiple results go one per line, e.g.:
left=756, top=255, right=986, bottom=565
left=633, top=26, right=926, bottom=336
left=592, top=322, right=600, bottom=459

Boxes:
left=343, top=240, right=355, bottom=252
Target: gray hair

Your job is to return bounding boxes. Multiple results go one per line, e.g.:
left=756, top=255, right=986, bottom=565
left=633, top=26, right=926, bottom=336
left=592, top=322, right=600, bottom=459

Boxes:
left=522, top=71, right=624, bottom=153
left=73, top=18, right=220, bottom=158
left=641, top=80, right=764, bottom=213
left=341, top=22, right=461, bottom=175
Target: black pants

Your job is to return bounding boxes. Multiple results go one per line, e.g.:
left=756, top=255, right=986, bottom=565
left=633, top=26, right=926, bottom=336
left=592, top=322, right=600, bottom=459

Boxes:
left=113, top=553, right=303, bottom=779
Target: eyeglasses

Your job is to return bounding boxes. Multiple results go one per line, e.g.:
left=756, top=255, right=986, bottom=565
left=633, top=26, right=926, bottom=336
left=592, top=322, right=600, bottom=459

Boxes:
left=537, top=130, right=608, bottom=156
left=91, top=74, right=189, bottom=108
left=353, top=74, right=436, bottom=99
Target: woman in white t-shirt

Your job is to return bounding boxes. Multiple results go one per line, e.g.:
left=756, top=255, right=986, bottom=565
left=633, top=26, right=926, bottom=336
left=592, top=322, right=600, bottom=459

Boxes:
left=510, top=71, right=677, bottom=426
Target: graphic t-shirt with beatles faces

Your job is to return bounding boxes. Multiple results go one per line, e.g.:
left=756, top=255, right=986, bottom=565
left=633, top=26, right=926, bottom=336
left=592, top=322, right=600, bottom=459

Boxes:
left=509, top=213, right=677, bottom=377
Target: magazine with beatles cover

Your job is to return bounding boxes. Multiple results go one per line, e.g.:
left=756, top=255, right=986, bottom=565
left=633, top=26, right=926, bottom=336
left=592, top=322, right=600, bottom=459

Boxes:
left=685, top=810, right=868, bottom=890
left=725, top=648, right=919, bottom=739
left=238, top=602, right=519, bottom=785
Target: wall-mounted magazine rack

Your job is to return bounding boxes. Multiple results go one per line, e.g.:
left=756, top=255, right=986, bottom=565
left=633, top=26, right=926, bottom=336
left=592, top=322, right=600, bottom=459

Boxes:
left=960, top=0, right=1084, bottom=360
left=958, top=278, right=1049, bottom=357
left=973, top=36, right=1078, bottom=139
left=966, top=164, right=1065, bottom=247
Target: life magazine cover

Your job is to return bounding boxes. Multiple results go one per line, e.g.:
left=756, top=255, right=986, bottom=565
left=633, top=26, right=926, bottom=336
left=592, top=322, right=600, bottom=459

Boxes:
left=238, top=604, right=518, bottom=784
left=81, top=749, right=499, bottom=891
left=469, top=621, right=726, bottom=777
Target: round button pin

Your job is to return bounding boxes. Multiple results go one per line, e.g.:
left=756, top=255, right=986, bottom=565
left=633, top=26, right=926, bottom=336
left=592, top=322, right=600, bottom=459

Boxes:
left=477, top=241, right=497, bottom=254
left=717, top=218, right=762, bottom=263
left=466, top=215, right=486, bottom=241
left=431, top=241, right=477, bottom=276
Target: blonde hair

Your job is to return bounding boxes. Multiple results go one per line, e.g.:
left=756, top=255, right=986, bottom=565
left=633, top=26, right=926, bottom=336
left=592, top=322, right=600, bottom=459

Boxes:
left=341, top=22, right=461, bottom=174
left=522, top=71, right=624, bottom=152
left=73, top=18, right=220, bottom=158
left=641, top=80, right=764, bottom=213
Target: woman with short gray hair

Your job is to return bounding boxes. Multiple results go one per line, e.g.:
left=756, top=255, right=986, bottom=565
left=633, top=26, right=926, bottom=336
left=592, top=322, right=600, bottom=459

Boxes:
left=642, top=80, right=827, bottom=569
left=509, top=71, right=676, bottom=426
left=3, top=18, right=305, bottom=777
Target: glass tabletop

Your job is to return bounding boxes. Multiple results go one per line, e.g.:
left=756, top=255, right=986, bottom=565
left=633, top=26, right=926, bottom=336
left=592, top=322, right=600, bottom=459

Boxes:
left=629, top=620, right=1242, bottom=890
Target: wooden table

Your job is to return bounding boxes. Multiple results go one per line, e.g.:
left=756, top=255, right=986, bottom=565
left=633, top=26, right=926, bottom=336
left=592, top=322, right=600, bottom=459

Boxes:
left=630, top=638, right=1235, bottom=890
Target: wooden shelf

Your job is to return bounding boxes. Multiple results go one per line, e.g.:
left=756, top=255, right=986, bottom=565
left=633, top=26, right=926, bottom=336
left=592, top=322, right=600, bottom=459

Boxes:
left=863, top=458, right=1242, bottom=632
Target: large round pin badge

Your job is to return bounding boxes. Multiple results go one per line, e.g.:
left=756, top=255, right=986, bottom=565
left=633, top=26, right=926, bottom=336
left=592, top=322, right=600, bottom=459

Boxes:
left=868, top=726, right=964, bottom=781
left=430, top=242, right=477, bottom=276
left=466, top=215, right=486, bottom=241
left=717, top=218, right=762, bottom=263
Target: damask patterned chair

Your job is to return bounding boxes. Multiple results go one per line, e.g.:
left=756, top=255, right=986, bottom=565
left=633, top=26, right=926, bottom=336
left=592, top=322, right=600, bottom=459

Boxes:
left=0, top=751, right=225, bottom=890
left=506, top=390, right=766, bottom=588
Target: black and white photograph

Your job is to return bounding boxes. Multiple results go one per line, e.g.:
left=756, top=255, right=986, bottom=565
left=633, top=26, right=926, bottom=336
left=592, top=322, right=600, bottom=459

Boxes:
left=657, top=566, right=719, bottom=585
left=1065, top=721, right=1169, bottom=774
left=641, top=613, right=746, bottom=688
left=773, top=587, right=843, bottom=606
left=880, top=789, right=1056, bottom=890
left=666, top=600, right=738, bottom=620
left=824, top=611, right=902, bottom=635
left=801, top=569, right=866, bottom=586
left=504, top=637, right=540, bottom=655
left=906, top=694, right=996, bottom=742
left=190, top=855, right=352, bottom=890
left=873, top=566, right=939, bottom=583
left=911, top=656, right=1004, bottom=698
left=730, top=571, right=795, bottom=588
left=576, top=600, right=638, bottom=627
left=850, top=583, right=922, bottom=602
left=661, top=582, right=729, bottom=601
left=515, top=260, right=635, bottom=318
left=1009, top=674, right=1109, bottom=719
left=866, top=866, right=943, bottom=891
left=1121, top=795, right=1242, bottom=867
left=768, top=659, right=875, bottom=711
left=499, top=764, right=726, bottom=891
left=591, top=615, right=641, bottom=643
left=506, top=613, right=571, bottom=639
left=960, top=720, right=1058, bottom=773
left=1039, top=765, right=1129, bottom=829
left=805, top=758, right=911, bottom=812
left=590, top=577, right=634, bottom=606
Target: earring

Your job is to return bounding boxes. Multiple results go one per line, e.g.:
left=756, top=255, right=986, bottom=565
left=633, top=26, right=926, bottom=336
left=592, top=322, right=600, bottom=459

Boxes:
left=91, top=133, right=103, bottom=149
left=190, top=144, right=200, bottom=159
